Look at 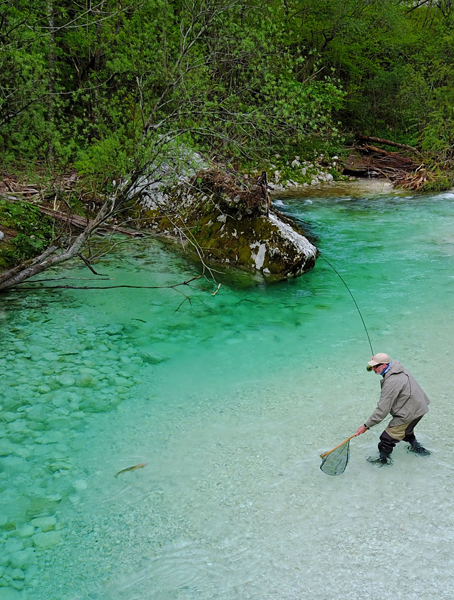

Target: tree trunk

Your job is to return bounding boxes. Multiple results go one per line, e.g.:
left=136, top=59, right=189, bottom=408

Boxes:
left=0, top=199, right=114, bottom=290
left=47, top=0, right=55, bottom=162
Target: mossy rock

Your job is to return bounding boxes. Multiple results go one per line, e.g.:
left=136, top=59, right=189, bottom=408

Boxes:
left=138, top=167, right=318, bottom=280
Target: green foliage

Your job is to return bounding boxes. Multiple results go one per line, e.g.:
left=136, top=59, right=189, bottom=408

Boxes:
left=0, top=200, right=55, bottom=264
left=420, top=172, right=454, bottom=193
left=2, top=0, right=454, bottom=180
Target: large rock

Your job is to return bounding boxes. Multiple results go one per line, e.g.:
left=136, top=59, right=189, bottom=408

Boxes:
left=141, top=168, right=318, bottom=280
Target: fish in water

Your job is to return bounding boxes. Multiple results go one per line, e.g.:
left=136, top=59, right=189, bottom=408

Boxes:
left=115, top=463, right=148, bottom=477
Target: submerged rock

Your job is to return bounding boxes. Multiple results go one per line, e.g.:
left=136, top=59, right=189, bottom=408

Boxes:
left=0, top=587, right=24, bottom=598
left=32, top=531, right=61, bottom=549
left=140, top=168, right=318, bottom=280
left=30, top=516, right=57, bottom=532
left=10, top=548, right=36, bottom=570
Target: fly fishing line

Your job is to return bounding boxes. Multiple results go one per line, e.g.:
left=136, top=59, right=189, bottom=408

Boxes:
left=320, top=254, right=374, bottom=357
left=318, top=254, right=375, bottom=475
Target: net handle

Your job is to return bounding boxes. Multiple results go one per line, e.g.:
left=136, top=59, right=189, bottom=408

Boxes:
left=320, top=434, right=356, bottom=459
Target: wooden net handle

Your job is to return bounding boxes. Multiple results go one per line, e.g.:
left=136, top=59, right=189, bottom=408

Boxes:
left=320, top=434, right=356, bottom=459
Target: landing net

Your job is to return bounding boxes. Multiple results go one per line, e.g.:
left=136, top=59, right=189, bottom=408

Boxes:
left=320, top=438, right=351, bottom=476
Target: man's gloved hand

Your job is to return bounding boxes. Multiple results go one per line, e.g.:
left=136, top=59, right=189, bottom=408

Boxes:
left=355, top=425, right=368, bottom=436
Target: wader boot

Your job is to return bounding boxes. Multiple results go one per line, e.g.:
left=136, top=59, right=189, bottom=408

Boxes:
left=367, top=449, right=393, bottom=466
left=367, top=435, right=394, bottom=466
left=408, top=440, right=430, bottom=456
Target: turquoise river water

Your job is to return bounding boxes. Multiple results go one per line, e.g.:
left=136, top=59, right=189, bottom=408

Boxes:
left=1, top=182, right=454, bottom=600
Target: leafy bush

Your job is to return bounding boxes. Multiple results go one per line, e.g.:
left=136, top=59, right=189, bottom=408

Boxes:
left=0, top=200, right=55, bottom=264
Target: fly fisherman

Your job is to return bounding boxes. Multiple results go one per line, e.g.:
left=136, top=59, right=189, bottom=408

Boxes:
left=355, top=353, right=431, bottom=466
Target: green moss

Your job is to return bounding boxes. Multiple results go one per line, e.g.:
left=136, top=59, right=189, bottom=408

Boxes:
left=139, top=173, right=315, bottom=280
left=159, top=216, right=172, bottom=230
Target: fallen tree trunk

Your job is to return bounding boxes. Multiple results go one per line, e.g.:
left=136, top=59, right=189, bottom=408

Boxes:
left=37, top=206, right=143, bottom=238
left=360, top=144, right=416, bottom=165
left=358, top=135, right=422, bottom=156
left=0, top=199, right=116, bottom=290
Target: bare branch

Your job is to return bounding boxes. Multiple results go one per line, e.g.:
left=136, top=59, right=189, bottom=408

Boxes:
left=8, top=275, right=203, bottom=291
left=77, top=252, right=108, bottom=276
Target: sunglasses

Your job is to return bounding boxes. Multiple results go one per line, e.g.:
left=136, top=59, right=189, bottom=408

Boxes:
left=366, top=364, right=383, bottom=372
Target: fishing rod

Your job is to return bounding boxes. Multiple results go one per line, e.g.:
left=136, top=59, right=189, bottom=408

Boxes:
left=319, top=254, right=375, bottom=357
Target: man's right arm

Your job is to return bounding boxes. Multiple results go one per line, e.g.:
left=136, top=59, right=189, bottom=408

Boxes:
left=364, top=377, right=401, bottom=429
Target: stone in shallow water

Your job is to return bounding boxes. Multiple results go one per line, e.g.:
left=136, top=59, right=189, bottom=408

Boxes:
left=51, top=395, right=68, bottom=408
left=10, top=548, right=36, bottom=570
left=0, top=552, right=10, bottom=567
left=41, top=352, right=59, bottom=361
left=24, top=564, right=38, bottom=583
left=15, top=526, right=35, bottom=539
left=2, top=413, right=20, bottom=424
left=7, top=421, right=27, bottom=434
left=0, top=588, right=24, bottom=599
left=10, top=569, right=24, bottom=581
left=0, top=440, right=17, bottom=456
left=139, top=351, right=167, bottom=364
left=10, top=580, right=24, bottom=591
left=72, top=479, right=88, bottom=491
left=106, top=323, right=125, bottom=335
left=57, top=373, right=76, bottom=387
left=76, top=374, right=96, bottom=388
left=33, top=446, right=51, bottom=457
left=0, top=457, right=31, bottom=474
left=32, top=531, right=61, bottom=548
left=37, top=385, right=51, bottom=394
left=5, top=540, right=23, bottom=554
left=114, top=376, right=132, bottom=387
left=25, top=404, right=49, bottom=422
left=30, top=516, right=57, bottom=531
left=82, top=396, right=114, bottom=413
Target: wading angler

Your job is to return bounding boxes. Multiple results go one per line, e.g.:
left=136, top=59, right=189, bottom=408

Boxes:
left=355, top=353, right=431, bottom=466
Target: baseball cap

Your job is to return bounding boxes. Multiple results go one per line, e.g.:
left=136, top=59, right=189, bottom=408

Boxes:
left=368, top=353, right=391, bottom=367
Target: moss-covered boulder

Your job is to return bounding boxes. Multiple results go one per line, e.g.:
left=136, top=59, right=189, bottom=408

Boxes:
left=140, top=168, right=318, bottom=280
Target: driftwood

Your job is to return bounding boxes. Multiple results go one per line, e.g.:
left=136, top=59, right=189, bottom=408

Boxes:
left=352, top=146, right=420, bottom=173
left=392, top=169, right=435, bottom=191
left=360, top=144, right=416, bottom=166
left=343, top=135, right=427, bottom=190
left=0, top=172, right=78, bottom=199
left=358, top=135, right=422, bottom=156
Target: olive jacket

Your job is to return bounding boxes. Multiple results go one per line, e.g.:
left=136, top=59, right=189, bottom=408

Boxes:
left=365, top=360, right=430, bottom=429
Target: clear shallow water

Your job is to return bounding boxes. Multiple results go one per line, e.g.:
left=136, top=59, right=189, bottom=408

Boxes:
left=1, top=184, right=454, bottom=599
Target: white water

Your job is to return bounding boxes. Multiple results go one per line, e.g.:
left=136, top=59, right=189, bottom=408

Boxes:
left=1, top=183, right=454, bottom=599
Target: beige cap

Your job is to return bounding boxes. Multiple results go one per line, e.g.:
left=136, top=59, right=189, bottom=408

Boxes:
left=368, top=353, right=391, bottom=367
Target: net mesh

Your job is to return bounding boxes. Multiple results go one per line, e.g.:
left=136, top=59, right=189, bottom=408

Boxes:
left=320, top=439, right=351, bottom=475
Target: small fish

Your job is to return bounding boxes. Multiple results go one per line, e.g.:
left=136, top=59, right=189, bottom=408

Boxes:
left=115, top=463, right=148, bottom=478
